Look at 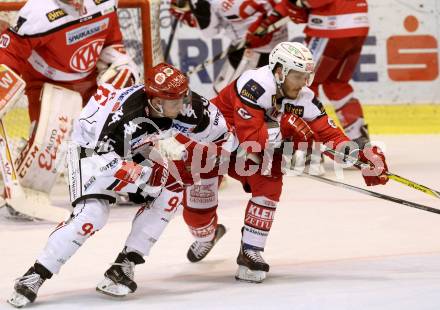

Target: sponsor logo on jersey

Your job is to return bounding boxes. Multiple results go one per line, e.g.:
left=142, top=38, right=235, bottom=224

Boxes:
left=189, top=184, right=215, bottom=204
left=180, top=105, right=197, bottom=118
left=237, top=107, right=252, bottom=120
left=83, top=176, right=96, bottom=191
left=96, top=135, right=115, bottom=153
left=108, top=109, right=124, bottom=125
left=213, top=111, right=220, bottom=126
left=240, top=79, right=265, bottom=103
left=93, top=0, right=110, bottom=5
left=0, top=34, right=10, bottom=48
left=172, top=121, right=195, bottom=133
left=70, top=39, right=105, bottom=72
left=100, top=158, right=119, bottom=172
left=328, top=118, right=337, bottom=128
left=284, top=104, right=304, bottom=117
left=66, top=18, right=109, bottom=45
left=124, top=121, right=141, bottom=138
left=46, top=8, right=68, bottom=22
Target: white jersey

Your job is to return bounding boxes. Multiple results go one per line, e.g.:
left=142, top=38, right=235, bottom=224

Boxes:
left=235, top=65, right=326, bottom=123
left=191, top=0, right=288, bottom=53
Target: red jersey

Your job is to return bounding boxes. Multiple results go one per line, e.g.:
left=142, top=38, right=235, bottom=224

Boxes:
left=304, top=0, right=369, bottom=38
left=211, top=65, right=350, bottom=150
left=0, top=0, right=123, bottom=85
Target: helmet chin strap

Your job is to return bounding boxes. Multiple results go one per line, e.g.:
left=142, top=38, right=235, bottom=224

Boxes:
left=274, top=72, right=285, bottom=97
left=147, top=98, right=164, bottom=117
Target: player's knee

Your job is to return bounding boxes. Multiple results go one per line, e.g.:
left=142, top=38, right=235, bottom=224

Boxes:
left=183, top=206, right=217, bottom=228
left=71, top=198, right=111, bottom=233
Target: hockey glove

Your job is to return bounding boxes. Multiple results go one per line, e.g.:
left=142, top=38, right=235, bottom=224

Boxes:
left=358, top=146, right=389, bottom=186
left=169, top=0, right=198, bottom=27
left=245, top=11, right=279, bottom=48
left=97, top=45, right=140, bottom=88
left=276, top=0, right=309, bottom=24
left=280, top=113, right=314, bottom=148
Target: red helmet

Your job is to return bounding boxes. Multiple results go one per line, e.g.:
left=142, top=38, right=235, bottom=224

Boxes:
left=145, top=63, right=189, bottom=100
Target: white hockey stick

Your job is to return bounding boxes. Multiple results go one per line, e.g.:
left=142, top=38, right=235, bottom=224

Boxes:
left=186, top=16, right=291, bottom=76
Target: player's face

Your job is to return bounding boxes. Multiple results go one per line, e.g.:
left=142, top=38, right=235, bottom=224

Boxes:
left=160, top=98, right=184, bottom=119
left=282, top=70, right=309, bottom=99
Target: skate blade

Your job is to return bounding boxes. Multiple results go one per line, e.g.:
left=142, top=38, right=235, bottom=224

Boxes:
left=96, top=277, right=132, bottom=297
left=7, top=291, right=31, bottom=308
left=235, top=265, right=266, bottom=283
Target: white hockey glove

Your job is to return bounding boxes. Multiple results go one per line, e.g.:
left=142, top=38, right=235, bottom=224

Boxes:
left=97, top=44, right=141, bottom=89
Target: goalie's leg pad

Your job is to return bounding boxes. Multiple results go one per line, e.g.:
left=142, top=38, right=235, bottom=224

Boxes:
left=15, top=83, right=82, bottom=193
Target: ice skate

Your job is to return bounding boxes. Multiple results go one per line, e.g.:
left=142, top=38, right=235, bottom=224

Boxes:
left=96, top=251, right=145, bottom=297
left=235, top=244, right=269, bottom=283
left=7, top=263, right=52, bottom=308
left=187, top=224, right=226, bottom=262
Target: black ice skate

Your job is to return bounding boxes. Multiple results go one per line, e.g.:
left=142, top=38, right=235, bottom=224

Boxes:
left=235, top=243, right=269, bottom=283
left=96, top=251, right=145, bottom=297
left=187, top=224, right=226, bottom=263
left=8, top=263, right=52, bottom=308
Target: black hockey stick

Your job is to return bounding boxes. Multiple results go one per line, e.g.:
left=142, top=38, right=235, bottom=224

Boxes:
left=164, top=16, right=179, bottom=62
left=304, top=174, right=440, bottom=215
left=320, top=144, right=440, bottom=199
left=186, top=16, right=290, bottom=76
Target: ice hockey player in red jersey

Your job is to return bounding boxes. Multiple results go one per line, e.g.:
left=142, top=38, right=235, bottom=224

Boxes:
left=0, top=0, right=139, bottom=210
left=169, top=0, right=307, bottom=93
left=182, top=41, right=389, bottom=283
left=7, top=63, right=189, bottom=308
left=289, top=0, right=371, bottom=148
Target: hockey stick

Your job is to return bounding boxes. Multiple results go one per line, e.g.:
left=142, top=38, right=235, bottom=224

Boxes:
left=164, top=16, right=179, bottom=61
left=185, top=16, right=291, bottom=76
left=304, top=174, right=440, bottom=215
left=320, top=144, right=440, bottom=199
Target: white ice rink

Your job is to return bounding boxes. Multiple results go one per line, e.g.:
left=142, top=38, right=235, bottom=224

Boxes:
left=1, top=135, right=439, bottom=310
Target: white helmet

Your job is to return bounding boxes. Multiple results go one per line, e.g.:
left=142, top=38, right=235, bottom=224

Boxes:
left=269, top=42, right=315, bottom=87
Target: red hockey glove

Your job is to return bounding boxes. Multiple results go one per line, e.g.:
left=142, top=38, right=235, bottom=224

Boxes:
left=280, top=113, right=314, bottom=145
left=245, top=11, right=281, bottom=48
left=147, top=159, right=170, bottom=188
left=275, top=0, right=309, bottom=24
left=358, top=146, right=389, bottom=186
left=169, top=0, right=198, bottom=27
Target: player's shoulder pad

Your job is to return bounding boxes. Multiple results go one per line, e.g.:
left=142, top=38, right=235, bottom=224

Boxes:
left=10, top=0, right=116, bottom=36
left=235, top=66, right=276, bottom=111
left=113, top=84, right=145, bottom=114
left=282, top=87, right=327, bottom=122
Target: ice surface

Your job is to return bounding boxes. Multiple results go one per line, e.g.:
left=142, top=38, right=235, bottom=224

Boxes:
left=1, top=135, right=439, bottom=310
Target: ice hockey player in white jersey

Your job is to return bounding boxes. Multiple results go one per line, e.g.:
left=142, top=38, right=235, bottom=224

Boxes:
left=95, top=79, right=232, bottom=298
left=7, top=63, right=194, bottom=308
left=169, top=0, right=307, bottom=93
